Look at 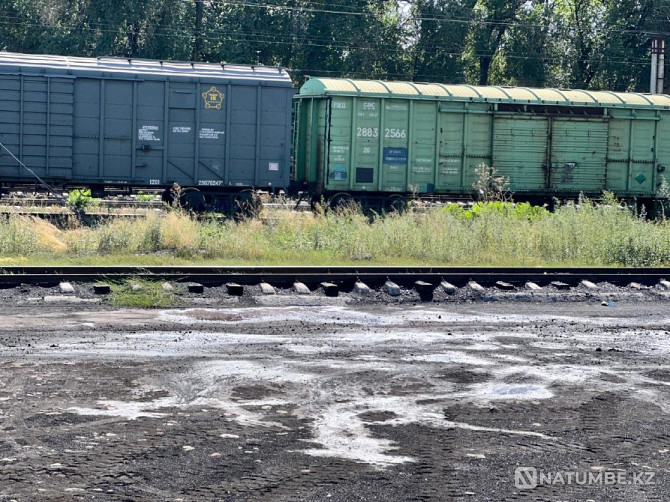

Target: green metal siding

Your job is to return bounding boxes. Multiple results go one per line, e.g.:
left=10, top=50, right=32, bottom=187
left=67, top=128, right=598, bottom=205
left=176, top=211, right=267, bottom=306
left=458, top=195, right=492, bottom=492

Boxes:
left=436, top=106, right=492, bottom=194
left=326, top=97, right=352, bottom=190
left=492, top=116, right=548, bottom=191
left=606, top=115, right=629, bottom=193
left=380, top=99, right=410, bottom=192
left=464, top=111, right=492, bottom=190
left=409, top=102, right=437, bottom=192
left=657, top=113, right=670, bottom=184
left=550, top=118, right=608, bottom=193
left=438, top=110, right=464, bottom=191
left=629, top=113, right=656, bottom=194
left=606, top=111, right=658, bottom=196
left=296, top=97, right=328, bottom=190
left=352, top=97, right=381, bottom=190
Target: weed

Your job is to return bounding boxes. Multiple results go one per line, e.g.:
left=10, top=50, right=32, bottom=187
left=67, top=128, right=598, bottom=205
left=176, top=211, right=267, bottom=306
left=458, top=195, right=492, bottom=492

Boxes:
left=134, top=191, right=157, bottom=202
left=66, top=189, right=98, bottom=210
left=472, top=163, right=512, bottom=202
left=108, top=279, right=181, bottom=308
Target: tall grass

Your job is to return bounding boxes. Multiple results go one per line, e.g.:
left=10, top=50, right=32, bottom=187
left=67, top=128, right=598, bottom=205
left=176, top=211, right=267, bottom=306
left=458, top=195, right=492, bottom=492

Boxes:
left=2, top=200, right=670, bottom=266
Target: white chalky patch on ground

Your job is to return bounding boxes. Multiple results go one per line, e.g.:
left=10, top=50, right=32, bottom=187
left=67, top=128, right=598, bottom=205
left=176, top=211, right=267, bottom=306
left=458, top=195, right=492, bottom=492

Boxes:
left=159, top=307, right=397, bottom=326
left=68, top=398, right=176, bottom=420
left=407, top=352, right=496, bottom=366
left=300, top=394, right=557, bottom=467
left=468, top=383, right=554, bottom=400
left=286, top=344, right=333, bottom=354
left=490, top=354, right=529, bottom=363
left=301, top=402, right=414, bottom=466
left=69, top=395, right=288, bottom=428
left=42, top=332, right=291, bottom=359
left=124, top=332, right=289, bottom=344
left=60, top=305, right=670, bottom=469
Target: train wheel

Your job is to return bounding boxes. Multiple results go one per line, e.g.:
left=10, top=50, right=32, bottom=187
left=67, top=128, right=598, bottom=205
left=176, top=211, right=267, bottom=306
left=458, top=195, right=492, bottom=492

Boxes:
left=235, top=189, right=263, bottom=218
left=161, top=187, right=175, bottom=206
left=383, top=195, right=408, bottom=214
left=327, top=193, right=356, bottom=212
left=179, top=188, right=207, bottom=212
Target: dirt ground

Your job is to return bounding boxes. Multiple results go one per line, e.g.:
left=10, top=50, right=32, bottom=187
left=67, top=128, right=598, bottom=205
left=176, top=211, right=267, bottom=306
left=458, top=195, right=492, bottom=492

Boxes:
left=0, top=288, right=669, bottom=501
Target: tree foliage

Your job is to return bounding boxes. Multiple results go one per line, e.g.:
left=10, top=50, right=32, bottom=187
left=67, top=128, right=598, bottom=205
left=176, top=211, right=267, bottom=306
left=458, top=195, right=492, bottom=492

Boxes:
left=1, top=0, right=669, bottom=91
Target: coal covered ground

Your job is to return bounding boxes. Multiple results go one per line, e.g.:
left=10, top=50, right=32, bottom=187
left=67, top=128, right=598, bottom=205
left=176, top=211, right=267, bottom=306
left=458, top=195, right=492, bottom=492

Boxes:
left=0, top=287, right=669, bottom=501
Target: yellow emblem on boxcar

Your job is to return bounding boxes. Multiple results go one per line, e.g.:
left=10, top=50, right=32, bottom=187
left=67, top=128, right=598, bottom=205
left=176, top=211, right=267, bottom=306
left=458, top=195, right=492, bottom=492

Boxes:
left=202, top=86, right=225, bottom=109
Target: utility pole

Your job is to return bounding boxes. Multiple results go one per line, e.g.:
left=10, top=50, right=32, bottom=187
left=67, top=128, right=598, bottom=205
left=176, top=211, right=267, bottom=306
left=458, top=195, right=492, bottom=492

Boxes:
left=651, top=35, right=665, bottom=94
left=193, top=0, right=204, bottom=62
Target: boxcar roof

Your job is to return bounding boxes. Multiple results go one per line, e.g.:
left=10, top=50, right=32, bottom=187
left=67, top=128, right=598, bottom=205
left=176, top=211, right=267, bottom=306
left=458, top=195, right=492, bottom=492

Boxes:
left=0, top=52, right=292, bottom=85
left=300, top=77, right=670, bottom=109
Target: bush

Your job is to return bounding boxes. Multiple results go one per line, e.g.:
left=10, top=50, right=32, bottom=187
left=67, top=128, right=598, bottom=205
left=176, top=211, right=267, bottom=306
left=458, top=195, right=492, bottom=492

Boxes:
left=66, top=188, right=97, bottom=210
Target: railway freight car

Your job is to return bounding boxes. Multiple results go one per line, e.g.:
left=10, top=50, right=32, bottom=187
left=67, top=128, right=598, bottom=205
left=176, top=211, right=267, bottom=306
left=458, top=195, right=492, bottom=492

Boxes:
left=292, top=78, right=670, bottom=210
left=0, top=52, right=295, bottom=211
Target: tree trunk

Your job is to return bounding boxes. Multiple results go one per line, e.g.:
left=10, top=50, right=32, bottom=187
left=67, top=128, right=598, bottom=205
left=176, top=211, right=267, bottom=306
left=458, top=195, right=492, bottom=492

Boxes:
left=193, top=0, right=204, bottom=61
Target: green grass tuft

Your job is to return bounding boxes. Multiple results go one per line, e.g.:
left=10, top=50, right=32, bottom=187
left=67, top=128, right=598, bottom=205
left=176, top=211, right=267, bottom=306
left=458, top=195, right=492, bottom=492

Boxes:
left=107, top=279, right=182, bottom=308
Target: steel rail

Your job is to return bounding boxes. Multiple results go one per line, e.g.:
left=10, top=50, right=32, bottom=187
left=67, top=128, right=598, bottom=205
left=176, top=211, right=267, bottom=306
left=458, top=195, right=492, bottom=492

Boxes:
left=0, top=197, right=164, bottom=208
left=0, top=266, right=667, bottom=288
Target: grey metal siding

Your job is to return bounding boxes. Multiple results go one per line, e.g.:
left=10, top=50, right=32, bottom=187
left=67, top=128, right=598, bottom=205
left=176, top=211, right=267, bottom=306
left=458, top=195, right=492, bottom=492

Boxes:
left=228, top=85, right=258, bottom=186
left=0, top=75, right=74, bottom=181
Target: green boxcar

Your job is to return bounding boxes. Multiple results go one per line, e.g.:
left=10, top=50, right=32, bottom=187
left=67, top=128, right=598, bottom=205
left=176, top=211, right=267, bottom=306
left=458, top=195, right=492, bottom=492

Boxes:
left=292, top=78, right=670, bottom=205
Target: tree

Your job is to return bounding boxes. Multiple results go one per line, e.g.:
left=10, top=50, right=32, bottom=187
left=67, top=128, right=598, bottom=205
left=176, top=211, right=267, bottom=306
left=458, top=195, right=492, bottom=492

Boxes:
left=501, top=1, right=552, bottom=87
left=462, top=0, right=526, bottom=86
left=409, top=0, right=476, bottom=83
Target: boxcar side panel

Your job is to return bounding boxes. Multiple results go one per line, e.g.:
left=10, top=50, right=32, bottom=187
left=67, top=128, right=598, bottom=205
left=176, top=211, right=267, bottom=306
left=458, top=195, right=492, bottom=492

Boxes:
left=134, top=81, right=165, bottom=184
left=22, top=78, right=49, bottom=178
left=351, top=97, right=381, bottom=191
left=0, top=75, right=74, bottom=181
left=325, top=97, right=353, bottom=192
left=464, top=109, right=492, bottom=192
left=166, top=82, right=197, bottom=186
left=657, top=113, right=670, bottom=190
left=628, top=111, right=656, bottom=195
left=47, top=78, right=74, bottom=178
left=293, top=97, right=313, bottom=186
left=605, top=113, right=630, bottom=193
left=258, top=86, right=292, bottom=189
left=379, top=99, right=410, bottom=192
left=225, top=84, right=256, bottom=186
left=408, top=101, right=437, bottom=193
left=437, top=108, right=464, bottom=192
left=550, top=118, right=608, bottom=194
left=606, top=111, right=657, bottom=196
left=103, top=80, right=133, bottom=181
left=0, top=76, right=23, bottom=177
left=72, top=79, right=100, bottom=181
left=492, top=116, right=548, bottom=191
left=295, top=96, right=329, bottom=194
left=195, top=82, right=225, bottom=187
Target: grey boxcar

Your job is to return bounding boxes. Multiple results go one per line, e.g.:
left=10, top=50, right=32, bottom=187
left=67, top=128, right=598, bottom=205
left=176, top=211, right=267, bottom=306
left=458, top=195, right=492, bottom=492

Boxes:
left=0, top=52, right=294, bottom=209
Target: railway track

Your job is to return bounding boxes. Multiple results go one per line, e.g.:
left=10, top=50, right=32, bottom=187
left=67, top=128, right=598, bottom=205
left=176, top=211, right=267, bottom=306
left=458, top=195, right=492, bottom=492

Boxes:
left=0, top=198, right=310, bottom=214
left=0, top=196, right=164, bottom=208
left=1, top=265, right=669, bottom=290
